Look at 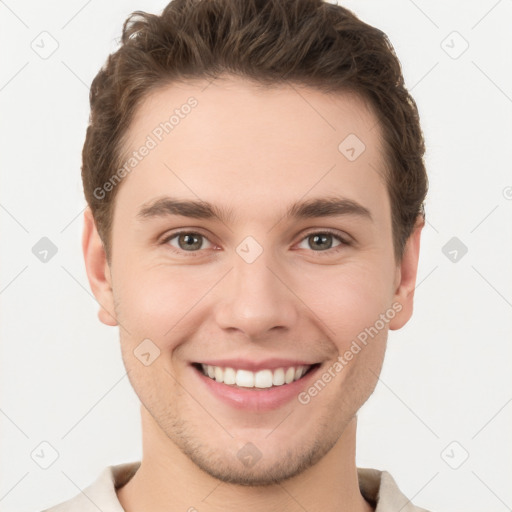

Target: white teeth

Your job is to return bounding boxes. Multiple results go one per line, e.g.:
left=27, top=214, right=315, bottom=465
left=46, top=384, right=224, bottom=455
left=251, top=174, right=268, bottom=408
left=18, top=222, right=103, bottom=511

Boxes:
left=254, top=369, right=273, bottom=388
left=199, top=364, right=312, bottom=388
left=223, top=367, right=236, bottom=385
left=236, top=369, right=254, bottom=387
left=294, top=366, right=305, bottom=380
left=272, top=368, right=285, bottom=386
left=285, top=367, right=295, bottom=384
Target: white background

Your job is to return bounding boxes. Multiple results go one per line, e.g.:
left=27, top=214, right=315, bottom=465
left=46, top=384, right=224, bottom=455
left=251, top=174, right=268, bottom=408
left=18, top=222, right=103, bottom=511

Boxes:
left=1, top=1, right=511, bottom=511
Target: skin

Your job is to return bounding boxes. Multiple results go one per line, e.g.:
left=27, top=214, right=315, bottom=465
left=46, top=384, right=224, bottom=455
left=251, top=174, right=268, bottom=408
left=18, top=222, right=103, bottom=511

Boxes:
left=83, top=75, right=423, bottom=512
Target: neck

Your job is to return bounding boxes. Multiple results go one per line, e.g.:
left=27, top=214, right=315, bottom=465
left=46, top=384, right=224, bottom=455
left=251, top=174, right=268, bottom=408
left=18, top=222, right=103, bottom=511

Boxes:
left=117, top=407, right=373, bottom=512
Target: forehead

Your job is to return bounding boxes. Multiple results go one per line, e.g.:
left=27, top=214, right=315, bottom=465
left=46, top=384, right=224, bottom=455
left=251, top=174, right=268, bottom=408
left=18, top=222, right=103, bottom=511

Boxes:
left=127, top=75, right=383, bottom=155
left=115, top=75, right=389, bottom=225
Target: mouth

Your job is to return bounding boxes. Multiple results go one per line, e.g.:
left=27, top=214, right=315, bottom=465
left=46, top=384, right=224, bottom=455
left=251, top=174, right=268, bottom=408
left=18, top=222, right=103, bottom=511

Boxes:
left=191, top=362, right=321, bottom=390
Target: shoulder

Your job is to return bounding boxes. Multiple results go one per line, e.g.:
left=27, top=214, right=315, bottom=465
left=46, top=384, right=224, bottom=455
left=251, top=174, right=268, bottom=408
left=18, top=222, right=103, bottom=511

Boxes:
left=357, top=467, right=433, bottom=512
left=40, top=461, right=140, bottom=512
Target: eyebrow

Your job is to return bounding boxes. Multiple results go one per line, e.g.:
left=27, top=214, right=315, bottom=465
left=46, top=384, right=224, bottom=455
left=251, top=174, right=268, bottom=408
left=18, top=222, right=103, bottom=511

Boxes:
left=136, top=195, right=373, bottom=224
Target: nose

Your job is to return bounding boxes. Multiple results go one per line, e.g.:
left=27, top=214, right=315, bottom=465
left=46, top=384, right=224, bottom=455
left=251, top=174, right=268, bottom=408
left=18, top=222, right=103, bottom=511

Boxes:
left=213, top=246, right=299, bottom=339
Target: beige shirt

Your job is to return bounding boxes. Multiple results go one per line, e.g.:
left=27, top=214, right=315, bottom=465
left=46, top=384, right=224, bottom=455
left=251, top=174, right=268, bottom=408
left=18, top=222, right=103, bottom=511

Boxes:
left=42, top=461, right=432, bottom=512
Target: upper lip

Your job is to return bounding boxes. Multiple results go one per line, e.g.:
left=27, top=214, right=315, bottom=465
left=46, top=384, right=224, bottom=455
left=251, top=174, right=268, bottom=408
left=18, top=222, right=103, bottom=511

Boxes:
left=193, top=358, right=320, bottom=372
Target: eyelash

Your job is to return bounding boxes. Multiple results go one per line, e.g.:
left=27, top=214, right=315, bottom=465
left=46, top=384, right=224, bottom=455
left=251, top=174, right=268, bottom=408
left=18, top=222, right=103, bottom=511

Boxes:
left=160, top=229, right=352, bottom=258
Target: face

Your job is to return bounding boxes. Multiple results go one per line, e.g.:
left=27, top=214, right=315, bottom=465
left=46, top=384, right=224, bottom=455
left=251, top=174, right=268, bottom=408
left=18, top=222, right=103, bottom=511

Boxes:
left=84, top=76, right=422, bottom=485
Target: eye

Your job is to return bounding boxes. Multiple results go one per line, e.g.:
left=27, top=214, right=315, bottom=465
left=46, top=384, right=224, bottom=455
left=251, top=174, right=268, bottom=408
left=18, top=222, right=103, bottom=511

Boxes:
left=296, top=230, right=350, bottom=255
left=162, top=231, right=215, bottom=255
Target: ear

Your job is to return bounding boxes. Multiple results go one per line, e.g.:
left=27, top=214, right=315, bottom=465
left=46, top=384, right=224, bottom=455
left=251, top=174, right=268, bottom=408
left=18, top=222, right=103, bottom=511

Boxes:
left=388, top=215, right=424, bottom=330
left=82, top=207, right=118, bottom=326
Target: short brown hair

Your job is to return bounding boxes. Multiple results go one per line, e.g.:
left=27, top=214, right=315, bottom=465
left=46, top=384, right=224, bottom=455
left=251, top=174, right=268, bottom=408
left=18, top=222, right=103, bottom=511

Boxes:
left=82, top=0, right=428, bottom=263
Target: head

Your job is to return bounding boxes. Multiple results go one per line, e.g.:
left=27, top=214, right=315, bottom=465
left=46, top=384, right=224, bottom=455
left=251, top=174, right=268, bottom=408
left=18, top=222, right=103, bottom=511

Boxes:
left=83, top=0, right=427, bottom=486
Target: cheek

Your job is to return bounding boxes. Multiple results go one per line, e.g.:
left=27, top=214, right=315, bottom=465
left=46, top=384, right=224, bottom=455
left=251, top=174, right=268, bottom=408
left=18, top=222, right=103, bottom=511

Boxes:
left=114, top=267, right=198, bottom=394
left=298, top=263, right=393, bottom=345
left=114, top=264, right=216, bottom=343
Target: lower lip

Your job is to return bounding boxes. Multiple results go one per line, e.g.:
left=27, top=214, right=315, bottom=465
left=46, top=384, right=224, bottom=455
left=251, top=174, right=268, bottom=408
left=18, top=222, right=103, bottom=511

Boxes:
left=191, top=364, right=322, bottom=411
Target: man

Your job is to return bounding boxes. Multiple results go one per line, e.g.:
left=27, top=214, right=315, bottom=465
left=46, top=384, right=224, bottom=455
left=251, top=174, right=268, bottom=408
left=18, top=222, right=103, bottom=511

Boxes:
left=44, top=0, right=430, bottom=510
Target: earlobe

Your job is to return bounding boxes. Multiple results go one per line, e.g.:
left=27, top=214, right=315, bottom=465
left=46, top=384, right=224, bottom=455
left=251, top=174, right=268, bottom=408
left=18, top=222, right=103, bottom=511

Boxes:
left=82, top=207, right=118, bottom=327
left=388, top=215, right=424, bottom=331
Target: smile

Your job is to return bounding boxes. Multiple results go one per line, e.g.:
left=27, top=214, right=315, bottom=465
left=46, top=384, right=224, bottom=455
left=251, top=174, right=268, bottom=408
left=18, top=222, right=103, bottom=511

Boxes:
left=196, top=363, right=319, bottom=389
